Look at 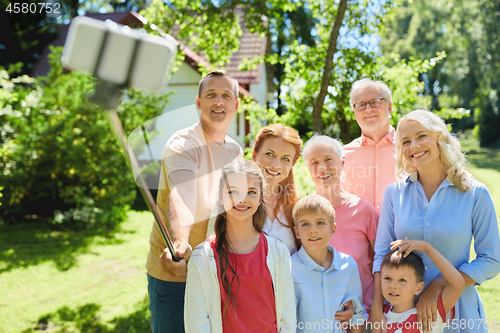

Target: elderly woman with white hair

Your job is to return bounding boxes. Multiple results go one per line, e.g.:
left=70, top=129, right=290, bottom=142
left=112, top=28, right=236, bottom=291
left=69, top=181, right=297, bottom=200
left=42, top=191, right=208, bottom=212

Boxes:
left=303, top=134, right=380, bottom=316
left=371, top=110, right=500, bottom=333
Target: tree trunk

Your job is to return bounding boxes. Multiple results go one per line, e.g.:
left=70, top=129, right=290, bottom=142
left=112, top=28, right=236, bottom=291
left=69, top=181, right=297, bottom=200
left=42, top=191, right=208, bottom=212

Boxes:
left=312, top=0, right=348, bottom=133
left=429, top=68, right=440, bottom=111
left=276, top=20, right=286, bottom=116
left=336, top=93, right=352, bottom=143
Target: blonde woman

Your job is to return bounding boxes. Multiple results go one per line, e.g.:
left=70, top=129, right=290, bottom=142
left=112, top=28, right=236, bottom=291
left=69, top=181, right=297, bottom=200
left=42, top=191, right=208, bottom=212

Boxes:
left=371, top=110, right=500, bottom=333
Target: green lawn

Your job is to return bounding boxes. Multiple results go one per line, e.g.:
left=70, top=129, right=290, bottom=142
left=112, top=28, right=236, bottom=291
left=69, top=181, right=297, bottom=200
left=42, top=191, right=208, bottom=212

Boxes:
left=1, top=143, right=499, bottom=332
left=0, top=211, right=153, bottom=332
left=464, top=143, right=500, bottom=328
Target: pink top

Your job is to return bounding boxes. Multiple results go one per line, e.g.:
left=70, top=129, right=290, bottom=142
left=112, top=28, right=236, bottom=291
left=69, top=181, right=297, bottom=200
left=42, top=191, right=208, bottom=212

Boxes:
left=383, top=292, right=455, bottom=333
left=329, top=194, right=379, bottom=313
left=210, top=233, right=278, bottom=333
left=342, top=127, right=397, bottom=211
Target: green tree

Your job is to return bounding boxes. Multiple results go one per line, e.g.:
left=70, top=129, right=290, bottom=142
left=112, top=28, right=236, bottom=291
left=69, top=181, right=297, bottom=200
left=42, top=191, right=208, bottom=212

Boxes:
left=379, top=0, right=500, bottom=144
left=473, top=0, right=500, bottom=145
left=141, top=0, right=444, bottom=144
left=0, top=47, right=170, bottom=228
left=278, top=0, right=396, bottom=141
left=267, top=2, right=318, bottom=115
left=1, top=0, right=79, bottom=75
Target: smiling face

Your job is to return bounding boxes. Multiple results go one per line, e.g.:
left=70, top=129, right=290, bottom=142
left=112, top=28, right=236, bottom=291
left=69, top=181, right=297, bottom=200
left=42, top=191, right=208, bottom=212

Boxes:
left=381, top=265, right=424, bottom=313
left=294, top=211, right=335, bottom=252
left=196, top=75, right=239, bottom=131
left=221, top=173, right=262, bottom=224
left=305, top=143, right=343, bottom=187
left=252, top=137, right=297, bottom=185
left=398, top=120, right=441, bottom=172
left=351, top=85, right=392, bottom=138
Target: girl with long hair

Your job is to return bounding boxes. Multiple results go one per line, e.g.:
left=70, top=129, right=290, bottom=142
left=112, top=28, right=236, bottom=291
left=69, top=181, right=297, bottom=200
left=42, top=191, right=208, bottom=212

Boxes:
left=252, top=124, right=302, bottom=254
left=371, top=110, right=500, bottom=333
left=184, top=160, right=295, bottom=333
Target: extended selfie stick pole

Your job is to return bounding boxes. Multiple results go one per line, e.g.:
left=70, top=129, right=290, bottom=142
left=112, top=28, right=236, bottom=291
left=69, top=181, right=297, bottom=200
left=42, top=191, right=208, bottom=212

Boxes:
left=89, top=28, right=180, bottom=262
left=104, top=104, right=180, bottom=263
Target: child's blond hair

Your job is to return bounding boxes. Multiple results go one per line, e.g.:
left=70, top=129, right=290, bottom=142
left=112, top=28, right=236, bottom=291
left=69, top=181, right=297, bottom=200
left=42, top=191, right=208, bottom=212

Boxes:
left=292, top=194, right=335, bottom=227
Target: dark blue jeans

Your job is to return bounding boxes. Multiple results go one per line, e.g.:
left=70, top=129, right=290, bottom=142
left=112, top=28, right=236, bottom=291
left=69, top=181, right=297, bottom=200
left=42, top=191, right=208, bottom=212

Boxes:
left=147, top=273, right=186, bottom=333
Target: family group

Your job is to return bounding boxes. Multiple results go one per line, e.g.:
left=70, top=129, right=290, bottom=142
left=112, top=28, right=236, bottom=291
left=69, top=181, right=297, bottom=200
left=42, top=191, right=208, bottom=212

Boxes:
left=145, top=70, right=500, bottom=333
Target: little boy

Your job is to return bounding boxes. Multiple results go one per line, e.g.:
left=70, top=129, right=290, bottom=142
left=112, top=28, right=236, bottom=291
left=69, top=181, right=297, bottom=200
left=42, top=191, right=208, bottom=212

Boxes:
left=291, top=194, right=367, bottom=333
left=379, top=238, right=465, bottom=333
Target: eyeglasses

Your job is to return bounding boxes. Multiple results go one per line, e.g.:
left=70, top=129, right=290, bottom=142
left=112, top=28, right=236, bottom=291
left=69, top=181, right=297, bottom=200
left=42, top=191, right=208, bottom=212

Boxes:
left=353, top=97, right=386, bottom=111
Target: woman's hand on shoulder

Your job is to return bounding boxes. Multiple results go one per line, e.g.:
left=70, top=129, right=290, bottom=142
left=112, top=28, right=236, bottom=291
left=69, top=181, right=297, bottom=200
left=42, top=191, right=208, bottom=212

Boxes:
left=335, top=300, right=354, bottom=330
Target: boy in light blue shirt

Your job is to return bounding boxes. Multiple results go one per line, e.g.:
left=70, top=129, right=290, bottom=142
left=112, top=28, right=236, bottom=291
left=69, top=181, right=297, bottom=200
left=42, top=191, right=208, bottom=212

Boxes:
left=291, top=194, right=367, bottom=333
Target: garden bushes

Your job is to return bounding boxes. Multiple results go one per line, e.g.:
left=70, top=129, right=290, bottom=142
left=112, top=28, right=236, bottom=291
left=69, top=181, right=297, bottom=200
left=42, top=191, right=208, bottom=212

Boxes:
left=0, top=47, right=170, bottom=230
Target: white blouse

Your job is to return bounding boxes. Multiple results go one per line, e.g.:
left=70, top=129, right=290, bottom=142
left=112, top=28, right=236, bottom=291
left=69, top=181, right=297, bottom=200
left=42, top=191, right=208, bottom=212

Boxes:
left=263, top=213, right=297, bottom=255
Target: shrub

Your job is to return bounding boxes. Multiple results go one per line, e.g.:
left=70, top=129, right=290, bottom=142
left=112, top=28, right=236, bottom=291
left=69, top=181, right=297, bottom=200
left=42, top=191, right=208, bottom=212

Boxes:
left=0, top=47, right=171, bottom=229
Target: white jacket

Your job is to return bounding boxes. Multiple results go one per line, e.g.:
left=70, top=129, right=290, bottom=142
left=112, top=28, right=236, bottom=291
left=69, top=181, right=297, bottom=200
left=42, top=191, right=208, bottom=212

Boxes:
left=184, top=235, right=296, bottom=333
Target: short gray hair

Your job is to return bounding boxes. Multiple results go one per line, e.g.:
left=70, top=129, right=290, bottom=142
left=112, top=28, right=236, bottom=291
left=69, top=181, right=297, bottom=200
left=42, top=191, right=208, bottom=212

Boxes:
left=302, top=134, right=343, bottom=162
left=350, top=78, right=392, bottom=106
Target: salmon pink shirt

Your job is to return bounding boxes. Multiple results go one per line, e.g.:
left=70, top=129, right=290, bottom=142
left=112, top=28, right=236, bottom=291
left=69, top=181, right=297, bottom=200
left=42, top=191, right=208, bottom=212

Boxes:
left=329, top=194, right=379, bottom=314
left=342, top=127, right=397, bottom=211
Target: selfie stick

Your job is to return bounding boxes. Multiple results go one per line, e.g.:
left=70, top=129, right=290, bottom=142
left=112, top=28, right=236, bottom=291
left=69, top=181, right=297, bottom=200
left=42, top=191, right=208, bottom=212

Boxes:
left=71, top=20, right=181, bottom=262
left=104, top=104, right=180, bottom=263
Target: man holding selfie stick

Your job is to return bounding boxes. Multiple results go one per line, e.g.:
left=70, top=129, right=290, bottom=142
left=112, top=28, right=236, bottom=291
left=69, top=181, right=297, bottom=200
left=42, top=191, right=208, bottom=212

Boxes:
left=146, top=70, right=243, bottom=333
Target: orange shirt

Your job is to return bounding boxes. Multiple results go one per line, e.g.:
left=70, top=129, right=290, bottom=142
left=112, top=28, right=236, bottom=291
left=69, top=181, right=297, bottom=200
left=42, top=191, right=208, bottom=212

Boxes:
left=342, top=127, right=397, bottom=211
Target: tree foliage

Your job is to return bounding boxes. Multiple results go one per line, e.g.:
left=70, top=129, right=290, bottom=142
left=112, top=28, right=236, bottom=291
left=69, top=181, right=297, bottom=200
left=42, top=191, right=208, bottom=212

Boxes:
left=0, top=0, right=80, bottom=75
left=275, top=0, right=427, bottom=141
left=271, top=2, right=318, bottom=115
left=0, top=47, right=170, bottom=229
left=379, top=0, right=500, bottom=145
left=142, top=0, right=435, bottom=143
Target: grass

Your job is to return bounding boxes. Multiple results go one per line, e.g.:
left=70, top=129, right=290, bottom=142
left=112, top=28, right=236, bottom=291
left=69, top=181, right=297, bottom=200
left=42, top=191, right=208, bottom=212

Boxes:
left=0, top=211, right=153, bottom=332
left=462, top=138, right=500, bottom=327
left=1, top=139, right=499, bottom=332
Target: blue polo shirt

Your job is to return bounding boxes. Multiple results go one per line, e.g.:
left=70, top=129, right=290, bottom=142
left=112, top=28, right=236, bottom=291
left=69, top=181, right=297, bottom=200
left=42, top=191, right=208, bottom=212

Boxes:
left=292, top=245, right=367, bottom=332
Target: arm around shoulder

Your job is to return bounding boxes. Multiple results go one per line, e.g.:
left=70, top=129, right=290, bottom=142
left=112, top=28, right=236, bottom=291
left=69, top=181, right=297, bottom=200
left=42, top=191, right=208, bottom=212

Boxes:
left=373, top=184, right=397, bottom=273
left=347, top=257, right=368, bottom=326
left=371, top=272, right=388, bottom=333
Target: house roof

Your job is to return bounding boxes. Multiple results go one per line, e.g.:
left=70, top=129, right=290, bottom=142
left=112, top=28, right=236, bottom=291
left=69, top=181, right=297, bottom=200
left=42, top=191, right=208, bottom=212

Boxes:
left=164, top=6, right=269, bottom=87
left=223, top=7, right=268, bottom=86
left=31, top=10, right=267, bottom=98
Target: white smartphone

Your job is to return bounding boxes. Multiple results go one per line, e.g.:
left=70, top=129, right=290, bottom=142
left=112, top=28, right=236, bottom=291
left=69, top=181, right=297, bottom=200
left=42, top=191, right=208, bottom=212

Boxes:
left=61, top=16, right=177, bottom=91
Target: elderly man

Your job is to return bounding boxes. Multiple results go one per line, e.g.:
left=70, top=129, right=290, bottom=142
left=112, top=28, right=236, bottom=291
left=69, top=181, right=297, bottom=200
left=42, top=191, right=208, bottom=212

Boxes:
left=342, top=78, right=397, bottom=211
left=146, top=70, right=243, bottom=333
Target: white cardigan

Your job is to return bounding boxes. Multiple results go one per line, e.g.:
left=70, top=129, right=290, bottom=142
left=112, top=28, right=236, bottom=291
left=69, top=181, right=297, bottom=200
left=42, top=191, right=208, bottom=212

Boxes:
left=184, top=235, right=296, bottom=333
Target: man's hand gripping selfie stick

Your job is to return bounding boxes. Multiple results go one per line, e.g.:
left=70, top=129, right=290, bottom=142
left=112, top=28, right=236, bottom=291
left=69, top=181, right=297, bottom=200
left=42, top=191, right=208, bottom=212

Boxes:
left=62, top=17, right=180, bottom=261
left=106, top=110, right=180, bottom=262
